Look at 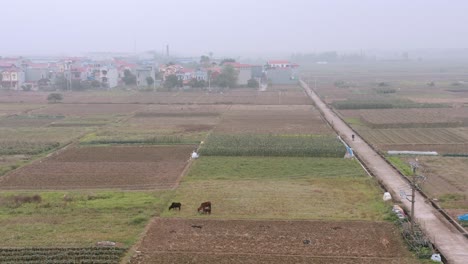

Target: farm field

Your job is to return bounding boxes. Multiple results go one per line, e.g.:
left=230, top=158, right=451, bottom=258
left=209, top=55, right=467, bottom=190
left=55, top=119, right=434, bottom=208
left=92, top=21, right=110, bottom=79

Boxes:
left=0, top=85, right=422, bottom=263
left=394, top=156, right=468, bottom=209
left=340, top=108, right=468, bottom=128
left=0, top=126, right=93, bottom=176
left=0, top=191, right=170, bottom=247
left=389, top=155, right=468, bottom=230
left=0, top=89, right=311, bottom=105
left=0, top=247, right=126, bottom=264
left=131, top=218, right=418, bottom=264
left=214, top=105, right=333, bottom=135
left=199, top=134, right=344, bottom=157
left=162, top=157, right=388, bottom=220
left=305, top=61, right=468, bottom=236
left=356, top=127, right=468, bottom=154
left=0, top=103, right=46, bottom=116
left=31, top=103, right=144, bottom=116
left=0, top=145, right=194, bottom=190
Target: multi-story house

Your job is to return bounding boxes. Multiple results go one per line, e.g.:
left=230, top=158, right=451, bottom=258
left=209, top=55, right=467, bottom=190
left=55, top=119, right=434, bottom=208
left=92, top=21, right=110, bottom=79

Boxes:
left=136, top=66, right=155, bottom=87
left=0, top=65, right=25, bottom=90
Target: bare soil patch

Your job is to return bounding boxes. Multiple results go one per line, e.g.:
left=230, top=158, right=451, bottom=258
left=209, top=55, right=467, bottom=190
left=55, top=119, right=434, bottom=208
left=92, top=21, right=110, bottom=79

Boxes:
left=131, top=218, right=416, bottom=264
left=31, top=104, right=143, bottom=117
left=214, top=105, right=332, bottom=135
left=0, top=145, right=194, bottom=190
left=357, top=128, right=468, bottom=154
left=345, top=108, right=468, bottom=128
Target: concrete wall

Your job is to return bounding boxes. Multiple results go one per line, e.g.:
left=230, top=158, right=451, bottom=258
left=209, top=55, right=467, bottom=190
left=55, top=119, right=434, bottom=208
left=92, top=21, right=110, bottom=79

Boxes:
left=25, top=68, right=49, bottom=82
left=266, top=68, right=299, bottom=85
left=136, top=68, right=154, bottom=87
left=237, top=68, right=251, bottom=85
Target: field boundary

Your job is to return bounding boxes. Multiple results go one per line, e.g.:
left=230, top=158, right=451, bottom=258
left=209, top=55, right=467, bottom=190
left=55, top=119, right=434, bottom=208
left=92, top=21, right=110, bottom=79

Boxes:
left=146, top=250, right=415, bottom=260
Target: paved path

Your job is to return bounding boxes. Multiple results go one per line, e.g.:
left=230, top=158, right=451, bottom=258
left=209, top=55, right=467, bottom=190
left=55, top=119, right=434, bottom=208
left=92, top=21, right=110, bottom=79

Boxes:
left=300, top=81, right=468, bottom=264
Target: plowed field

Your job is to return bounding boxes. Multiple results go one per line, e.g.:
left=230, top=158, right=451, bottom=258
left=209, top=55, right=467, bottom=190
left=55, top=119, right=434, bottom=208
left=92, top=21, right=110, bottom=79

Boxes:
left=0, top=145, right=194, bottom=190
left=214, top=105, right=332, bottom=135
left=131, top=218, right=417, bottom=264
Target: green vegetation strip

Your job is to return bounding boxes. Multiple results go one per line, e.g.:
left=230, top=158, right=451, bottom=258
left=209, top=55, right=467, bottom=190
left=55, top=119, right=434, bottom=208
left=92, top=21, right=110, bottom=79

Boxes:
left=0, top=247, right=126, bottom=264
left=186, top=156, right=366, bottom=180
left=386, top=156, right=414, bottom=176
left=199, top=134, right=345, bottom=157
left=0, top=191, right=171, bottom=247
left=332, top=99, right=448, bottom=109
left=0, top=141, right=60, bottom=155
left=80, top=136, right=191, bottom=145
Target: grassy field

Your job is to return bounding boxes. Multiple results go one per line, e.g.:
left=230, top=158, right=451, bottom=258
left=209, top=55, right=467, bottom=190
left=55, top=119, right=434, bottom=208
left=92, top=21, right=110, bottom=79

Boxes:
left=185, top=156, right=366, bottom=180
left=0, top=191, right=171, bottom=247
left=162, top=157, right=389, bottom=221
left=199, top=134, right=345, bottom=157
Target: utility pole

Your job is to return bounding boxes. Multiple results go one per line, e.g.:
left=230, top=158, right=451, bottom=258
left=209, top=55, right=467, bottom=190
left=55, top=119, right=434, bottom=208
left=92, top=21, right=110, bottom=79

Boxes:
left=407, top=160, right=426, bottom=233
left=411, top=168, right=416, bottom=232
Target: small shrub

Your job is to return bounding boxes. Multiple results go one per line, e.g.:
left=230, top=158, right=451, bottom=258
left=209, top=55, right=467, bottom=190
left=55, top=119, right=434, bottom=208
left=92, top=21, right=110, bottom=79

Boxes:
left=11, top=194, right=42, bottom=207
left=375, top=87, right=397, bottom=94
left=47, top=93, right=63, bottom=103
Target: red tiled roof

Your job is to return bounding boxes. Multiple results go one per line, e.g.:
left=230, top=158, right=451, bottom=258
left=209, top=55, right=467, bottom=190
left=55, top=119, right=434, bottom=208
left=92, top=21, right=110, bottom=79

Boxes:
left=27, top=63, right=49, bottom=69
left=267, top=60, right=290, bottom=64
left=223, top=62, right=252, bottom=68
left=0, top=63, right=16, bottom=68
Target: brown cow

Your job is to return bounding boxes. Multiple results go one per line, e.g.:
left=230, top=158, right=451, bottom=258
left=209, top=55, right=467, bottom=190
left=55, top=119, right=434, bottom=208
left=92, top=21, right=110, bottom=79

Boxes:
left=197, top=201, right=211, bottom=214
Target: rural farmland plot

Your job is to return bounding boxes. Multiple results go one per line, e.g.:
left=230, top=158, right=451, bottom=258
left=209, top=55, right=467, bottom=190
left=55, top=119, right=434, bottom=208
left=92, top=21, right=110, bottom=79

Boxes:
left=131, top=218, right=417, bottom=264
left=357, top=128, right=468, bottom=154
left=349, top=108, right=468, bottom=128
left=0, top=145, right=194, bottom=190
left=0, top=84, right=421, bottom=264
left=214, top=105, right=333, bottom=135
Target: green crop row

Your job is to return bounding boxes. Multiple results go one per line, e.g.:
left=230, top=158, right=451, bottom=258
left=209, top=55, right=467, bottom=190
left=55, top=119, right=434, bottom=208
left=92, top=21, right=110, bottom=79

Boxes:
left=332, top=99, right=448, bottom=109
left=0, top=141, right=60, bottom=155
left=80, top=135, right=196, bottom=145
left=199, top=134, right=345, bottom=157
left=0, top=247, right=126, bottom=264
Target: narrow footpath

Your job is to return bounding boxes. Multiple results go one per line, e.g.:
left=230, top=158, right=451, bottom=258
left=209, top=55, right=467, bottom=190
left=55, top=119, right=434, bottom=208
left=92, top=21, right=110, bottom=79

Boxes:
left=300, top=80, right=468, bottom=264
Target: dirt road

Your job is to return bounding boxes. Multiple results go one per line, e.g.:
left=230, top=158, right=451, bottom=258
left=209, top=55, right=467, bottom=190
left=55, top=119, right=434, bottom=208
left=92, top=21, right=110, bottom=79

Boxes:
left=300, top=81, right=468, bottom=264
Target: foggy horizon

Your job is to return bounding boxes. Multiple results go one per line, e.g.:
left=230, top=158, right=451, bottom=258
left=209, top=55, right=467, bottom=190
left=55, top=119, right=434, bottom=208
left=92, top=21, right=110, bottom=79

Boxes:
left=2, top=0, right=468, bottom=57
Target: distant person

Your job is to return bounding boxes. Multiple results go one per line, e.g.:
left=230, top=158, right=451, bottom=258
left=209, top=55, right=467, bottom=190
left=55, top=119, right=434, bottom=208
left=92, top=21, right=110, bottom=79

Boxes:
left=352, top=134, right=355, bottom=141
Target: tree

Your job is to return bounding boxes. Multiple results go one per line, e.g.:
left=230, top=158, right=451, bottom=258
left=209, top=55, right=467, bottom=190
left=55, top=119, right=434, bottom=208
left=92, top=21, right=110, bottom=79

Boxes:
left=55, top=75, right=68, bottom=90
left=21, top=84, right=32, bottom=91
left=200, top=55, right=210, bottom=66
left=214, top=65, right=238, bottom=88
left=91, top=80, right=101, bottom=88
left=71, top=79, right=83, bottom=91
left=188, top=78, right=206, bottom=88
left=47, top=93, right=63, bottom=103
left=154, top=71, right=163, bottom=80
left=164, top=74, right=179, bottom=90
left=220, top=58, right=236, bottom=65
left=122, top=69, right=136, bottom=85
left=247, top=78, right=259, bottom=88
left=146, top=76, right=154, bottom=86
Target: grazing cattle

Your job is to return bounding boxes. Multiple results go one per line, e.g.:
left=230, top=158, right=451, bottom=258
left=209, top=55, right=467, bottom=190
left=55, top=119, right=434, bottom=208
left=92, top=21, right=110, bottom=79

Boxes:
left=168, top=202, right=182, bottom=211
left=197, top=201, right=211, bottom=214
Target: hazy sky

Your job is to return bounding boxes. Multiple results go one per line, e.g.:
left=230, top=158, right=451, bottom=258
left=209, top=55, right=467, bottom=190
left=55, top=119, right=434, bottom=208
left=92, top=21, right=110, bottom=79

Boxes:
left=2, top=0, right=468, bottom=56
